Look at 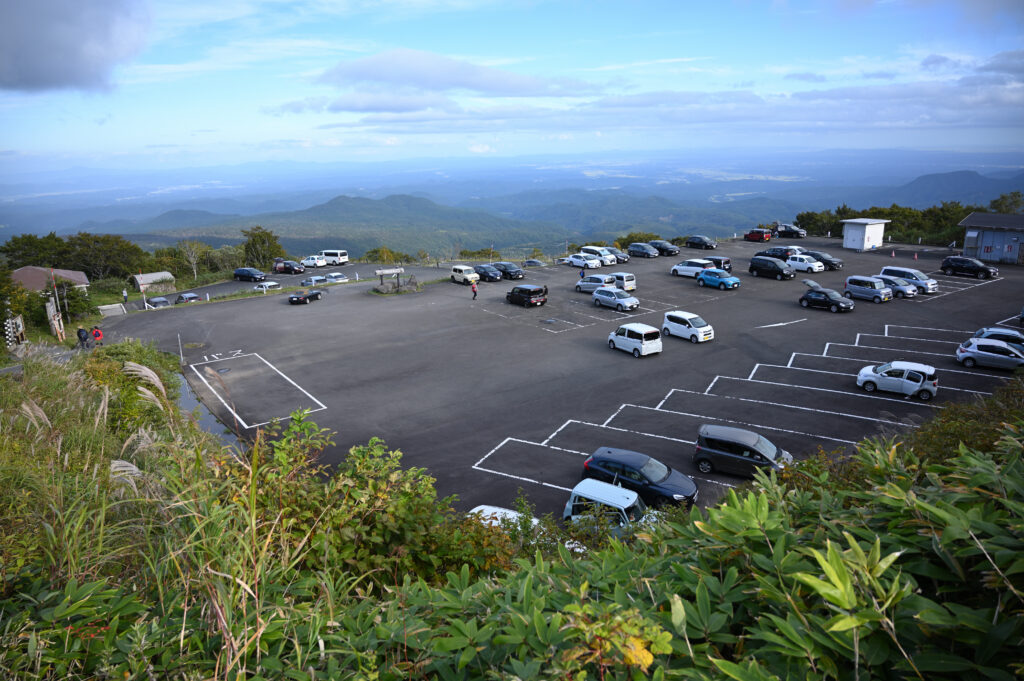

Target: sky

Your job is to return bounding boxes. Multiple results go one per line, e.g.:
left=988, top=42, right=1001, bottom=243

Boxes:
left=1, top=0, right=1023, bottom=173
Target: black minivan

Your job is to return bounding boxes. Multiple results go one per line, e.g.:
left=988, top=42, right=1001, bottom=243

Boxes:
left=748, top=256, right=795, bottom=280
left=506, top=284, right=547, bottom=307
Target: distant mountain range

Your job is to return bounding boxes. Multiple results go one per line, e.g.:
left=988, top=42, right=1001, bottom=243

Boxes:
left=1, top=153, right=1020, bottom=258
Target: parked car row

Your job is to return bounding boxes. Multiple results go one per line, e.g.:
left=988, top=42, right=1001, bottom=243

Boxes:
left=956, top=327, right=1024, bottom=370
left=608, top=311, right=715, bottom=357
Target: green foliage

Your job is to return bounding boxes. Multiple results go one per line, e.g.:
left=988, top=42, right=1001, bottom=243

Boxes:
left=65, top=232, right=148, bottom=280
left=0, top=232, right=71, bottom=270
left=615, top=231, right=662, bottom=248
left=459, top=247, right=499, bottom=260
left=794, top=199, right=996, bottom=246
left=241, top=225, right=287, bottom=268
left=362, top=245, right=413, bottom=263
left=989, top=191, right=1023, bottom=214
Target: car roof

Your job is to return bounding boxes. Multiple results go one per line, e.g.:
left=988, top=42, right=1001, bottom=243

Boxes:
left=701, top=268, right=730, bottom=275
left=149, top=296, right=168, bottom=302
left=888, top=360, right=936, bottom=373
left=665, top=310, right=701, bottom=319
left=699, top=424, right=760, bottom=447
left=514, top=284, right=544, bottom=292
left=618, top=322, right=659, bottom=333
left=590, top=447, right=651, bottom=468
left=976, top=326, right=1024, bottom=338
left=570, top=478, right=640, bottom=506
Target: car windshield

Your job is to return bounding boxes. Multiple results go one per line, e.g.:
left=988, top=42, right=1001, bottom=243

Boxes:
left=625, top=497, right=648, bottom=522
left=613, top=290, right=631, bottom=299
left=690, top=316, right=708, bottom=327
left=754, top=435, right=778, bottom=461
left=639, top=458, right=669, bottom=482
left=966, top=258, right=983, bottom=266
left=874, top=363, right=890, bottom=375
left=825, top=291, right=843, bottom=301
left=890, top=277, right=910, bottom=286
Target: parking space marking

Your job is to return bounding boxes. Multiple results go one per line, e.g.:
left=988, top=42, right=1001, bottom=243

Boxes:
left=189, top=352, right=326, bottom=429
left=612, top=402, right=859, bottom=445
left=996, top=315, right=1022, bottom=328
left=787, top=352, right=1008, bottom=381
left=544, top=418, right=692, bottom=447
left=902, top=276, right=1001, bottom=302
left=755, top=318, right=807, bottom=329
left=884, top=324, right=974, bottom=336
left=749, top=362, right=852, bottom=380
left=709, top=375, right=947, bottom=407
left=825, top=341, right=950, bottom=358
left=471, top=437, right=576, bottom=492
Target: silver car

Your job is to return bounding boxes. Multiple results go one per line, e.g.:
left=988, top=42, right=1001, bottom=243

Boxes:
left=575, top=274, right=615, bottom=293
left=593, top=286, right=639, bottom=311
left=874, top=275, right=917, bottom=299
left=856, top=361, right=938, bottom=401
left=956, top=338, right=1024, bottom=370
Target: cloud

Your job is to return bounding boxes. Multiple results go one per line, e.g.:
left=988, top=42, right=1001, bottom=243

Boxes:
left=976, top=50, right=1024, bottom=78
left=0, top=0, right=150, bottom=91
left=317, top=48, right=596, bottom=96
left=785, top=72, right=828, bottom=82
left=861, top=71, right=896, bottom=80
left=921, top=54, right=958, bottom=70
left=468, top=144, right=495, bottom=153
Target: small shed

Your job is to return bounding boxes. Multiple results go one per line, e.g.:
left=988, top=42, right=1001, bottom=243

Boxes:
left=842, top=218, right=890, bottom=251
left=958, top=212, right=1024, bottom=265
left=130, top=271, right=176, bottom=293
left=12, top=266, right=90, bottom=292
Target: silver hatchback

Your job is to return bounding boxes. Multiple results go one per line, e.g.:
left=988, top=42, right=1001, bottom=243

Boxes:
left=593, top=286, right=639, bottom=311
left=956, top=338, right=1024, bottom=370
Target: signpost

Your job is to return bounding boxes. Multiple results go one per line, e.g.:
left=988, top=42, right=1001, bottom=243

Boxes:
left=375, top=267, right=405, bottom=287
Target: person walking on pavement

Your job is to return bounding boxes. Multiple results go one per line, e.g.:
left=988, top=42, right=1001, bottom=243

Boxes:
left=76, top=326, right=89, bottom=350
left=91, top=326, right=104, bottom=346
left=579, top=268, right=585, bottom=279
left=122, top=288, right=128, bottom=304
left=471, top=281, right=478, bottom=300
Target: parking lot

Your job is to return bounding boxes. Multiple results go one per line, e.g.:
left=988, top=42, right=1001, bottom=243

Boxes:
left=104, top=238, right=1022, bottom=517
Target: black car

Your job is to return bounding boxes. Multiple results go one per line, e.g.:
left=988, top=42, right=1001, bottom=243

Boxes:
left=799, top=279, right=854, bottom=313
left=803, top=250, right=844, bottom=271
left=685, top=235, right=717, bottom=250
left=233, top=267, right=266, bottom=282
left=941, top=255, right=998, bottom=279
left=506, top=284, right=546, bottom=307
left=775, top=223, right=807, bottom=238
left=649, top=239, right=681, bottom=256
left=755, top=246, right=800, bottom=260
left=492, top=261, right=525, bottom=279
left=749, top=256, right=796, bottom=280
left=473, top=264, right=503, bottom=282
left=605, top=246, right=630, bottom=263
left=582, top=447, right=698, bottom=507
left=275, top=260, right=306, bottom=274
left=288, top=288, right=323, bottom=304
left=704, top=255, right=732, bottom=272
left=627, top=242, right=659, bottom=258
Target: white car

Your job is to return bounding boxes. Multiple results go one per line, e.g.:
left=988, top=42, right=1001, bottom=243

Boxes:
left=662, top=310, right=714, bottom=343
left=567, top=253, right=602, bottom=269
left=856, top=361, right=938, bottom=401
left=608, top=323, right=662, bottom=358
left=325, top=272, right=349, bottom=283
left=670, top=259, right=715, bottom=278
left=787, top=255, right=824, bottom=273
left=301, top=255, right=327, bottom=268
left=253, top=281, right=281, bottom=292
left=580, top=246, right=617, bottom=266
left=468, top=505, right=539, bottom=528
left=592, top=286, right=639, bottom=311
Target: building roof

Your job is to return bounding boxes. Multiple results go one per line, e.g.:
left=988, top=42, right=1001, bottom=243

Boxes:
left=841, top=218, right=891, bottom=226
left=12, top=266, right=89, bottom=291
left=957, top=212, right=1024, bottom=230
left=131, top=271, right=176, bottom=285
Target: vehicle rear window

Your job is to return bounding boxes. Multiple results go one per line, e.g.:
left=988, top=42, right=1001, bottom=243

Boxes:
left=641, top=330, right=661, bottom=341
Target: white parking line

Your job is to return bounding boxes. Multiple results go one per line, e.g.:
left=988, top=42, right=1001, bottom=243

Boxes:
left=710, top=375, right=951, bottom=404
left=636, top=398, right=862, bottom=443
left=905, top=277, right=1001, bottom=301
left=750, top=362, right=853, bottom=379
left=884, top=324, right=974, bottom=335
left=856, top=333, right=960, bottom=348
left=825, top=341, right=951, bottom=358
left=786, top=352, right=1007, bottom=381
left=755, top=318, right=806, bottom=329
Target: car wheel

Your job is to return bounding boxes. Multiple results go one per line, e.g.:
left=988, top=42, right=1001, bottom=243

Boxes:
left=800, top=299, right=809, bottom=308
left=963, top=357, right=976, bottom=368
left=943, top=267, right=954, bottom=276
left=977, top=271, right=987, bottom=279
left=697, top=279, right=705, bottom=287
left=844, top=291, right=853, bottom=299
left=689, top=335, right=698, bottom=344
left=632, top=348, right=641, bottom=358
left=234, top=275, right=240, bottom=281
left=594, top=299, right=602, bottom=307
left=751, top=269, right=759, bottom=277
left=917, top=390, right=932, bottom=401
left=719, top=283, right=727, bottom=291
left=697, top=459, right=713, bottom=474
left=895, top=291, right=904, bottom=298
left=873, top=296, right=882, bottom=304
left=672, top=270, right=679, bottom=276
left=304, top=298, right=310, bottom=304
left=608, top=340, right=616, bottom=350
left=830, top=304, right=839, bottom=313
left=862, top=381, right=877, bottom=393
left=776, top=273, right=783, bottom=281
left=663, top=327, right=671, bottom=337
left=617, top=304, right=624, bottom=311
left=575, top=285, right=582, bottom=292
left=450, top=276, right=456, bottom=282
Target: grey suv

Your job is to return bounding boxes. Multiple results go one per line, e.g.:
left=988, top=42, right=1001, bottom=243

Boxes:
left=694, top=425, right=793, bottom=478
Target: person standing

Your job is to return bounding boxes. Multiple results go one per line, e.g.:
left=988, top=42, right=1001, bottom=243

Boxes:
left=76, top=326, right=89, bottom=350
left=91, top=326, right=104, bottom=346
left=471, top=281, right=478, bottom=300
left=579, top=268, right=585, bottom=279
left=122, top=288, right=128, bottom=304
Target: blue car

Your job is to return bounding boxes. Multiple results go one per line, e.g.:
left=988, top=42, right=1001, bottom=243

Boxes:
left=696, top=268, right=740, bottom=290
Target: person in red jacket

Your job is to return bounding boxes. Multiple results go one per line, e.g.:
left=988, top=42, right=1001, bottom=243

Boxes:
left=91, top=326, right=104, bottom=346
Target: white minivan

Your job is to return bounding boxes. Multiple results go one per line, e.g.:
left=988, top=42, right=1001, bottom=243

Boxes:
left=610, top=271, right=636, bottom=291
left=608, top=323, right=662, bottom=358
left=320, top=249, right=349, bottom=266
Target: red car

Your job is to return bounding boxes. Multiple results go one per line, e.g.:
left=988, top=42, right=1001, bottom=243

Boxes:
left=744, top=228, right=772, bottom=242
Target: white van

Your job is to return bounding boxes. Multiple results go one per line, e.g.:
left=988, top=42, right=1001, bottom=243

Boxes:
left=608, top=323, right=662, bottom=358
left=580, top=246, right=617, bottom=266
left=610, top=271, right=636, bottom=291
left=320, top=249, right=349, bottom=266
left=562, top=478, right=649, bottom=533
left=662, top=310, right=713, bottom=343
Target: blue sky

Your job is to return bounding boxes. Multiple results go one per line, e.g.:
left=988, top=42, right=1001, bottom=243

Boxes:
left=1, top=0, right=1022, bottom=172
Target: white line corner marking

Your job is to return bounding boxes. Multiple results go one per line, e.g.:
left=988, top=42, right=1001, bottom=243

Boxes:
left=756, top=318, right=806, bottom=329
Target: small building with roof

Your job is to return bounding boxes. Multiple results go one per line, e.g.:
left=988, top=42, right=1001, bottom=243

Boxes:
left=130, top=271, right=176, bottom=293
left=957, top=212, right=1024, bottom=265
left=841, top=218, right=890, bottom=251
left=12, top=266, right=90, bottom=292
